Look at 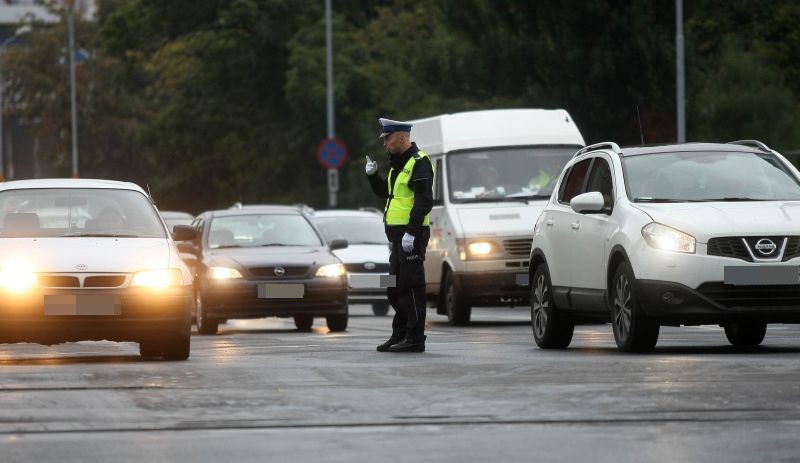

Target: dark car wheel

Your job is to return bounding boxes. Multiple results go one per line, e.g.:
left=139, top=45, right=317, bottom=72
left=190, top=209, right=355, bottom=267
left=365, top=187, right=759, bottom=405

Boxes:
left=326, top=307, right=349, bottom=332
left=195, top=293, right=219, bottom=335
left=294, top=315, right=314, bottom=331
left=372, top=301, right=390, bottom=316
left=724, top=322, right=767, bottom=347
left=531, top=264, right=573, bottom=349
left=161, top=332, right=191, bottom=361
left=611, top=262, right=660, bottom=353
left=443, top=270, right=471, bottom=325
left=139, top=339, right=161, bottom=358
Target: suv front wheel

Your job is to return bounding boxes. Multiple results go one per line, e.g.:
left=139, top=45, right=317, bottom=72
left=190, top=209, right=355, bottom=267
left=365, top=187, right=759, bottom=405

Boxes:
left=610, top=262, right=659, bottom=353
left=531, top=264, right=574, bottom=349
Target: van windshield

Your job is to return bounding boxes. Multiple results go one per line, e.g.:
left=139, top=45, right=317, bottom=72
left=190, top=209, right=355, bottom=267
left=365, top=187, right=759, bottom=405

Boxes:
left=447, top=146, right=578, bottom=203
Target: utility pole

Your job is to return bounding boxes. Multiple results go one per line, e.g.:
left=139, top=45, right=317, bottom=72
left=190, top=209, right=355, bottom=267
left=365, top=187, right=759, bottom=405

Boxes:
left=676, top=0, right=686, bottom=143
left=325, top=0, right=337, bottom=207
left=67, top=0, right=79, bottom=177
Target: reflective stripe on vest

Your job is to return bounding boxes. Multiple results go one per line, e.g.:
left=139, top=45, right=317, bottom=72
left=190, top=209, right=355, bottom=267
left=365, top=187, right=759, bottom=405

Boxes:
left=385, top=150, right=433, bottom=226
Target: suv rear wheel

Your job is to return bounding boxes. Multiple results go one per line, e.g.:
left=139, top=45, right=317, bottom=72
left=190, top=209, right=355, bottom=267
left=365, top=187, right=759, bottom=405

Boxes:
left=531, top=264, right=574, bottom=349
left=724, top=322, right=767, bottom=347
left=611, top=262, right=659, bottom=353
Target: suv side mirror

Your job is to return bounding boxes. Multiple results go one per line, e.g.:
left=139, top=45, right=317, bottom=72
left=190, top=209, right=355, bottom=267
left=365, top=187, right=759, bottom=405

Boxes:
left=329, top=239, right=349, bottom=251
left=172, top=225, right=198, bottom=241
left=570, top=191, right=606, bottom=214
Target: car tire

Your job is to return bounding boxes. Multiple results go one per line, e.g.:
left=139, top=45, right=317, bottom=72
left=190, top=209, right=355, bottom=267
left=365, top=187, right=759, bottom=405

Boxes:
left=161, top=332, right=191, bottom=361
left=138, top=339, right=161, bottom=358
left=326, top=309, right=349, bottom=332
left=724, top=322, right=766, bottom=347
left=294, top=315, right=314, bottom=331
left=372, top=302, right=390, bottom=316
left=195, top=293, right=219, bottom=335
left=531, top=264, right=574, bottom=349
left=443, top=270, right=471, bottom=325
left=611, top=262, right=660, bottom=353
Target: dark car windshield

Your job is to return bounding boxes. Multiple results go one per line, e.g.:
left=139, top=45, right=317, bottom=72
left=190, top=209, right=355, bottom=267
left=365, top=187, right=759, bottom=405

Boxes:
left=208, top=213, right=322, bottom=248
left=447, top=146, right=577, bottom=203
left=0, top=188, right=166, bottom=238
left=623, top=151, right=800, bottom=202
left=313, top=215, right=387, bottom=245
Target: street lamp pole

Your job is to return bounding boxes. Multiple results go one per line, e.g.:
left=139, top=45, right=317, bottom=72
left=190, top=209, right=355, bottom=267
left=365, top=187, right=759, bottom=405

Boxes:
left=325, top=0, right=337, bottom=207
left=0, top=26, right=31, bottom=182
left=676, top=0, right=686, bottom=143
left=67, top=1, right=79, bottom=177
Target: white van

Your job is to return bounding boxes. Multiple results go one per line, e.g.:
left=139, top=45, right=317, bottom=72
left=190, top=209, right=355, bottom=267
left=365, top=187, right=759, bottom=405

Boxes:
left=411, top=109, right=585, bottom=324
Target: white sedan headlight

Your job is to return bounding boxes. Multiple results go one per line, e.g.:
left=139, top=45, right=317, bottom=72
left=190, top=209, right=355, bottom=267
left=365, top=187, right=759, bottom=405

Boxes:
left=208, top=267, right=243, bottom=280
left=641, top=223, right=696, bottom=254
left=316, top=263, right=345, bottom=278
left=0, top=264, right=36, bottom=293
left=132, top=269, right=182, bottom=288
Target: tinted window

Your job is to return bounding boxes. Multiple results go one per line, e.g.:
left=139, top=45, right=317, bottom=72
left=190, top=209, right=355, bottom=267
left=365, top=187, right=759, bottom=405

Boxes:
left=208, top=214, right=322, bottom=248
left=558, top=158, right=592, bottom=203
left=585, top=158, right=614, bottom=207
left=623, top=151, right=800, bottom=202
left=0, top=188, right=165, bottom=238
left=314, top=215, right=387, bottom=245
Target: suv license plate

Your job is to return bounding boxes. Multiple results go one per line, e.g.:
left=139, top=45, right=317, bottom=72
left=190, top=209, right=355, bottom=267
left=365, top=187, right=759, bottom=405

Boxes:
left=724, top=266, right=800, bottom=286
left=44, top=294, right=121, bottom=316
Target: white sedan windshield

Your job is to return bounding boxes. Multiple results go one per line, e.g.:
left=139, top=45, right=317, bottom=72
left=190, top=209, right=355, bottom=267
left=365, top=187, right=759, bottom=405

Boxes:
left=624, top=151, right=800, bottom=202
left=0, top=188, right=166, bottom=238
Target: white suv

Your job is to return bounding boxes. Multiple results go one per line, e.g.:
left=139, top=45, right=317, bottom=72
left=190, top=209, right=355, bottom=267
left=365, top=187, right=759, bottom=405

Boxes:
left=529, top=140, right=800, bottom=352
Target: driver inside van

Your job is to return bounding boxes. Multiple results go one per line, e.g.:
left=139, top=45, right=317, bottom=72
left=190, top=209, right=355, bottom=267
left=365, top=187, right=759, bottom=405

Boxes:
left=528, top=157, right=563, bottom=193
left=477, top=165, right=503, bottom=198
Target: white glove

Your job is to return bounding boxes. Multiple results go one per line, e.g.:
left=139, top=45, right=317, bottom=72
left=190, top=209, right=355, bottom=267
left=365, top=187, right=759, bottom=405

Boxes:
left=402, top=232, right=415, bottom=252
left=365, top=155, right=377, bottom=175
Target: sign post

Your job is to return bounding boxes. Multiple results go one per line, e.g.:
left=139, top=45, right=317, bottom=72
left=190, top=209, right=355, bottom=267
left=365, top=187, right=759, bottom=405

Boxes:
left=317, top=138, right=348, bottom=207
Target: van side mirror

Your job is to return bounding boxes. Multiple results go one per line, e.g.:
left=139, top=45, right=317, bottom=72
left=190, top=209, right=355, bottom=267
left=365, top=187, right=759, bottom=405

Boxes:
left=329, top=239, right=349, bottom=251
left=570, top=191, right=606, bottom=214
left=172, top=225, right=198, bottom=241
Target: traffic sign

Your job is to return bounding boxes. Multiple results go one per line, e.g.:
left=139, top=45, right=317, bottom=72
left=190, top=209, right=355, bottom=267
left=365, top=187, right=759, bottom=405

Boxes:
left=317, top=138, right=348, bottom=169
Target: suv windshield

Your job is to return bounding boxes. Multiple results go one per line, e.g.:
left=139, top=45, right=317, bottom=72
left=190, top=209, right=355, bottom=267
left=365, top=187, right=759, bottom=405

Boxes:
left=208, top=213, right=322, bottom=248
left=447, top=146, right=577, bottom=203
left=0, top=188, right=166, bottom=238
left=314, top=215, right=387, bottom=245
left=624, top=151, right=800, bottom=202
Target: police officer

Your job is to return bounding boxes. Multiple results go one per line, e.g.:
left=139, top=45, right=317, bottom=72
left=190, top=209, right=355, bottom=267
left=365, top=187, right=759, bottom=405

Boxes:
left=366, top=118, right=434, bottom=353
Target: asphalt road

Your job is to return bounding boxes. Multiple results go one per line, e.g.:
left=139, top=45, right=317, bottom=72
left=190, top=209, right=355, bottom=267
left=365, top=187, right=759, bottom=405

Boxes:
left=2, top=305, right=800, bottom=462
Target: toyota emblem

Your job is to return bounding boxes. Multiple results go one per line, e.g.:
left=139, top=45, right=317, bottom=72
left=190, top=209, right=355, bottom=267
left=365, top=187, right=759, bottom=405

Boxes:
left=364, top=262, right=376, bottom=270
left=755, top=238, right=777, bottom=256
left=75, top=264, right=88, bottom=271
left=274, top=266, right=286, bottom=277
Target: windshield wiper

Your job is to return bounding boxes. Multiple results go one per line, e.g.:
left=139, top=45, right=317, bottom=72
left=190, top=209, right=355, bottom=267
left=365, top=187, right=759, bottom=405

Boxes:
left=61, top=232, right=141, bottom=238
left=213, top=244, right=243, bottom=249
left=258, top=243, right=289, bottom=247
left=700, top=197, right=771, bottom=202
left=634, top=198, right=689, bottom=203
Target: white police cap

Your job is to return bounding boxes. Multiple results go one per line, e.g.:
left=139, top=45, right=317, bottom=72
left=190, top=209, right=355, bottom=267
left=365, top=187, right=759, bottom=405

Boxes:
left=378, top=117, right=413, bottom=138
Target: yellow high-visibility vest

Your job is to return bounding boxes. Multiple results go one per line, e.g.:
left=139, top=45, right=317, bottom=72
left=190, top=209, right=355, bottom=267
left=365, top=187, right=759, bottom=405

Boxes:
left=385, top=150, right=433, bottom=225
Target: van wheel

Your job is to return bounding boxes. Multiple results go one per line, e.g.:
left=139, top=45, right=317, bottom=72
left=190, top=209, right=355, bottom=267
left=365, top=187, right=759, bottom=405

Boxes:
left=195, top=293, right=219, bottom=335
left=443, top=270, right=471, bottom=325
left=724, top=322, right=766, bottom=347
left=611, top=262, right=659, bottom=352
left=531, top=264, right=573, bottom=349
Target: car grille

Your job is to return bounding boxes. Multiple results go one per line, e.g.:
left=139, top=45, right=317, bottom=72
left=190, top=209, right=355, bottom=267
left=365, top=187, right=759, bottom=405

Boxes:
left=344, top=263, right=390, bottom=273
left=503, top=238, right=532, bottom=257
left=248, top=266, right=309, bottom=279
left=697, top=282, right=800, bottom=308
left=36, top=274, right=126, bottom=288
left=38, top=275, right=80, bottom=288
left=84, top=275, right=126, bottom=288
left=706, top=236, right=800, bottom=262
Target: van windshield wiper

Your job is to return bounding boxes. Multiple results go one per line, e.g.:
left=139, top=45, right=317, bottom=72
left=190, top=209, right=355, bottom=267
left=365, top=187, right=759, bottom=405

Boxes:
left=61, top=232, right=141, bottom=237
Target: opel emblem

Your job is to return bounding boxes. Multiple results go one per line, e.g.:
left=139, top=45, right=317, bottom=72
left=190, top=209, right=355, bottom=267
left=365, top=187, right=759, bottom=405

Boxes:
left=755, top=238, right=777, bottom=256
left=364, top=262, right=376, bottom=270
left=274, top=266, right=286, bottom=277
left=75, top=264, right=88, bottom=271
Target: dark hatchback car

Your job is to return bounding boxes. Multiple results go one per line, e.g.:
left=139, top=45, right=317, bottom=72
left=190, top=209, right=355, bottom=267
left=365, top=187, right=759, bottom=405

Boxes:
left=188, top=206, right=349, bottom=334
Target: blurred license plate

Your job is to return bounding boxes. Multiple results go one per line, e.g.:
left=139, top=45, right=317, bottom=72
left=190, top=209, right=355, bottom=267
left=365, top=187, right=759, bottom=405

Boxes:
left=724, top=266, right=800, bottom=286
left=257, top=283, right=304, bottom=299
left=44, top=294, right=121, bottom=316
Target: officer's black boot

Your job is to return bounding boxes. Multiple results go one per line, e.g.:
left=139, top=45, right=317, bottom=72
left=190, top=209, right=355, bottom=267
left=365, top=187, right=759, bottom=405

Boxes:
left=388, top=335, right=426, bottom=353
left=377, top=336, right=404, bottom=352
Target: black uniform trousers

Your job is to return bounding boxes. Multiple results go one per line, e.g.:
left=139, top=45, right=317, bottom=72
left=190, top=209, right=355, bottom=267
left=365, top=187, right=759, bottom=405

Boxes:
left=388, top=226, right=430, bottom=342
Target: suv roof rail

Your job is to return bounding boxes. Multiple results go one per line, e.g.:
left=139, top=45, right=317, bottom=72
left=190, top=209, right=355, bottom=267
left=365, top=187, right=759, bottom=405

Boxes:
left=574, top=142, right=622, bottom=158
left=727, top=140, right=771, bottom=152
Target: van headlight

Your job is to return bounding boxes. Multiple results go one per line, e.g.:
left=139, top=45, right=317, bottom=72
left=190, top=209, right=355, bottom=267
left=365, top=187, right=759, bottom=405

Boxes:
left=132, top=269, right=182, bottom=288
left=468, top=241, right=494, bottom=256
left=642, top=223, right=696, bottom=254
left=0, top=264, right=36, bottom=293
left=316, top=263, right=345, bottom=278
left=208, top=267, right=243, bottom=280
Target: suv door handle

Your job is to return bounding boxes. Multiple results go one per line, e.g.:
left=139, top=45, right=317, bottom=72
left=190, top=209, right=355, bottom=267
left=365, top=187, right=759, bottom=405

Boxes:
left=545, top=219, right=554, bottom=227
left=570, top=221, right=581, bottom=230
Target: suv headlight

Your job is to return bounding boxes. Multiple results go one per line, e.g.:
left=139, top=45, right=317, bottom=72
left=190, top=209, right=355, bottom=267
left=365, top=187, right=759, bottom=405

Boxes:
left=208, top=267, right=243, bottom=280
left=641, top=223, right=696, bottom=254
left=132, top=269, right=182, bottom=288
left=316, top=263, right=345, bottom=277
